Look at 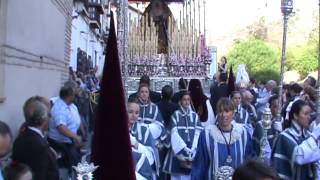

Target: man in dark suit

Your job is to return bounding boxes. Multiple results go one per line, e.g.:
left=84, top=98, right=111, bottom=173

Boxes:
left=12, top=96, right=59, bottom=180
left=210, top=73, right=229, bottom=114
left=129, top=75, right=161, bottom=103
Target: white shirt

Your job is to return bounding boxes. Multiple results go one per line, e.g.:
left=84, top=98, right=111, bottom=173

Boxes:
left=28, top=126, right=45, bottom=138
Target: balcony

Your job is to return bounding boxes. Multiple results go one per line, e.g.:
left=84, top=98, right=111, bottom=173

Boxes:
left=88, top=7, right=101, bottom=29
left=74, top=0, right=89, bottom=17
left=88, top=0, right=104, bottom=14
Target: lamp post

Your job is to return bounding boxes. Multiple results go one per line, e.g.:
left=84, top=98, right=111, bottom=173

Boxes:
left=317, top=0, right=320, bottom=122
left=278, top=0, right=293, bottom=117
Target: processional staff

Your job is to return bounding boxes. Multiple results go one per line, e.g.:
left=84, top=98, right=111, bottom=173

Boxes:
left=198, top=0, right=201, bottom=36
left=278, top=0, right=293, bottom=118
left=317, top=0, right=320, bottom=123
left=193, top=0, right=196, bottom=59
left=203, top=0, right=206, bottom=38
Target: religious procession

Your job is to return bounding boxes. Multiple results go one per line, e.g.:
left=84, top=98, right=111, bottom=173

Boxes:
left=0, top=0, right=319, bottom=180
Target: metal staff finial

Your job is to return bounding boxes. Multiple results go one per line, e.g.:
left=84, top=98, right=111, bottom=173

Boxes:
left=73, top=159, right=99, bottom=180
left=259, top=104, right=272, bottom=162
left=215, top=166, right=235, bottom=180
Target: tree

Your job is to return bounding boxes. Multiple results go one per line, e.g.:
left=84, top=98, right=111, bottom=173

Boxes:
left=286, top=24, right=318, bottom=77
left=246, top=17, right=268, bottom=41
left=227, top=39, right=280, bottom=82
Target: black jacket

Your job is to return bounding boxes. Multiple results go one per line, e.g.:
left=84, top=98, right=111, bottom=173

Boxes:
left=210, top=82, right=229, bottom=114
left=172, top=91, right=185, bottom=104
left=12, top=128, right=59, bottom=180
left=157, top=100, right=180, bottom=128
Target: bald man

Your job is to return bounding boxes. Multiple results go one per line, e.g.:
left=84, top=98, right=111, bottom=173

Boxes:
left=241, top=90, right=258, bottom=127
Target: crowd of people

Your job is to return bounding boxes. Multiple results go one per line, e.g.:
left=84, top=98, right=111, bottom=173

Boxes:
left=128, top=71, right=320, bottom=180
left=0, top=63, right=319, bottom=180
left=0, top=76, right=98, bottom=179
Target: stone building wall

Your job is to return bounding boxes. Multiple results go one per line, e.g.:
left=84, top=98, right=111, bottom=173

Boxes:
left=0, top=0, right=73, bottom=135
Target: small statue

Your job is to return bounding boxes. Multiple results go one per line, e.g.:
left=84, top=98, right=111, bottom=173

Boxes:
left=73, top=159, right=99, bottom=180
left=235, top=64, right=250, bottom=88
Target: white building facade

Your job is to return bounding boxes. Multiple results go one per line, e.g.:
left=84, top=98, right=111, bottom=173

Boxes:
left=0, top=0, right=73, bottom=134
left=70, top=0, right=108, bottom=76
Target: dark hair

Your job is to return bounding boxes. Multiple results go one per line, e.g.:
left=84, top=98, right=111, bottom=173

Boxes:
left=188, top=79, right=208, bottom=121
left=179, top=90, right=190, bottom=101
left=139, top=75, right=150, bottom=86
left=161, top=85, right=173, bottom=101
left=3, top=161, right=32, bottom=180
left=250, top=78, right=256, bottom=84
left=230, top=91, right=241, bottom=98
left=303, top=86, right=317, bottom=102
left=260, top=80, right=267, bottom=85
left=221, top=56, right=228, bottom=63
left=127, top=97, right=139, bottom=104
left=138, top=84, right=150, bottom=94
left=216, top=98, right=235, bottom=113
left=290, top=83, right=303, bottom=94
left=271, top=87, right=279, bottom=96
left=178, top=78, right=188, bottom=90
left=59, top=85, right=75, bottom=99
left=0, top=121, right=12, bottom=138
left=307, top=76, right=316, bottom=87
left=232, top=159, right=279, bottom=180
left=288, top=100, right=309, bottom=126
left=268, top=95, right=279, bottom=105
left=23, top=96, right=50, bottom=127
left=283, top=84, right=290, bottom=91
left=219, top=73, right=228, bottom=82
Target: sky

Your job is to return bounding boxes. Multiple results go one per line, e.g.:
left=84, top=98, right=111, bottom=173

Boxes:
left=169, top=0, right=318, bottom=52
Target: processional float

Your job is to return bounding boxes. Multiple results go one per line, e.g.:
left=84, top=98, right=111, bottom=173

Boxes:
left=123, top=0, right=212, bottom=93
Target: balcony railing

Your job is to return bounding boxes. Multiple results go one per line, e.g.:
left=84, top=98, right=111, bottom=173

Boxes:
left=88, top=7, right=101, bottom=29
left=74, top=0, right=89, bottom=17
left=88, top=0, right=104, bottom=13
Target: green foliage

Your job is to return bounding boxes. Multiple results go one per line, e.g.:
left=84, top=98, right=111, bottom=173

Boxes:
left=227, top=39, right=281, bottom=81
left=228, top=11, right=318, bottom=81
left=287, top=44, right=317, bottom=77
left=286, top=26, right=318, bottom=77
left=251, top=70, right=280, bottom=83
